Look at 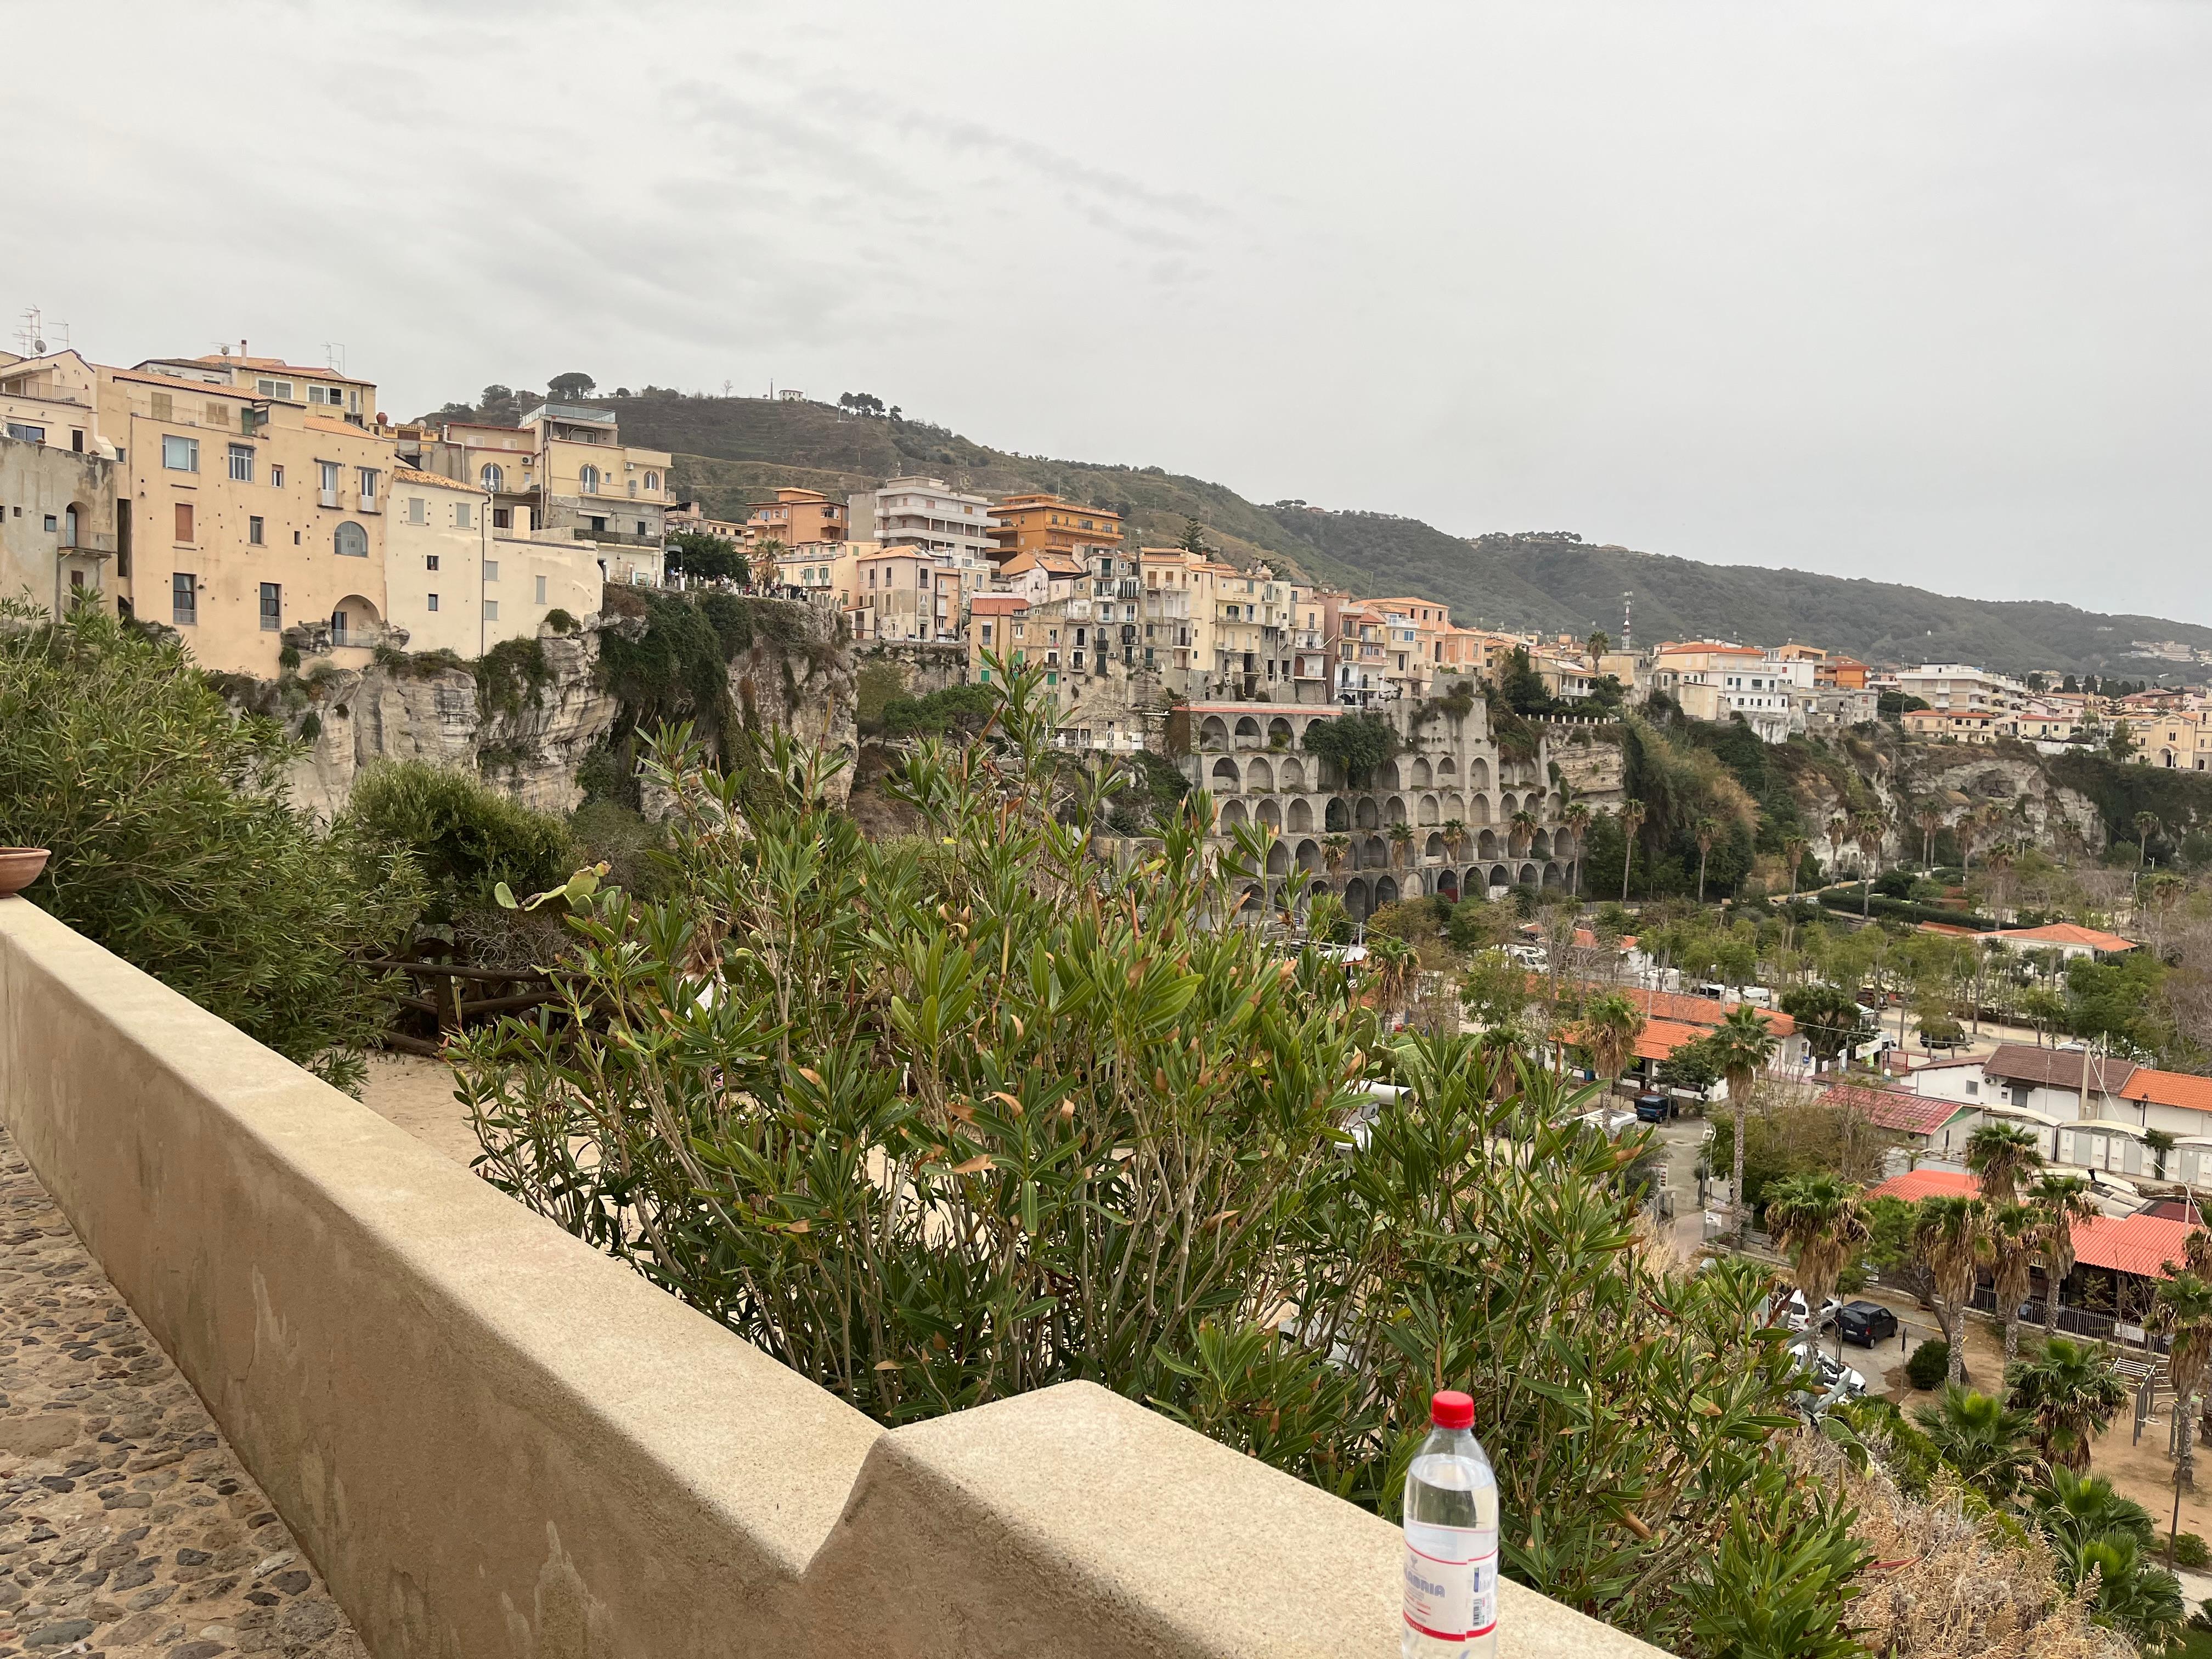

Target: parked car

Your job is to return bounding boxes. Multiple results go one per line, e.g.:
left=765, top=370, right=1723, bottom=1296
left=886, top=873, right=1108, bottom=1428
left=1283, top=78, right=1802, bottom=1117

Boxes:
left=1634, top=1092, right=1674, bottom=1124
left=1776, top=1289, right=1842, bottom=1333
left=1786, top=1337, right=1867, bottom=1415
left=1836, top=1300, right=1899, bottom=1347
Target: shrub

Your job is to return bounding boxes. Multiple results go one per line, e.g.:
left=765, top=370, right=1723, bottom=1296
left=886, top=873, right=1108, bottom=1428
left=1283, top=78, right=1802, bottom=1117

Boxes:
left=543, top=608, right=579, bottom=635
left=880, top=683, right=997, bottom=737
left=1299, top=711, right=1398, bottom=786
left=474, top=636, right=552, bottom=720
left=278, top=644, right=301, bottom=671
left=1906, top=1338, right=1951, bottom=1391
left=2174, top=1531, right=2208, bottom=1570
left=454, top=669, right=1869, bottom=1658
left=346, top=760, right=574, bottom=925
left=0, top=603, right=424, bottom=1091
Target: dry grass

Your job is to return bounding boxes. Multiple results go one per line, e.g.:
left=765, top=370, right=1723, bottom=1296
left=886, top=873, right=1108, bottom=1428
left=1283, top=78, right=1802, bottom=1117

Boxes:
left=1793, top=1432, right=2138, bottom=1659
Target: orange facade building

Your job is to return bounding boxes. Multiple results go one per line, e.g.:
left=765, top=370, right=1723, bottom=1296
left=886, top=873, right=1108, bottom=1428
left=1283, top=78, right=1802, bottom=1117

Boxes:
left=986, top=493, right=1122, bottom=563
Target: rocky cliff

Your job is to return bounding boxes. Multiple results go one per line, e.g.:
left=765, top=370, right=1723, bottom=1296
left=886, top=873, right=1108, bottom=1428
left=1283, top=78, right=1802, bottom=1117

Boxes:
left=244, top=596, right=853, bottom=819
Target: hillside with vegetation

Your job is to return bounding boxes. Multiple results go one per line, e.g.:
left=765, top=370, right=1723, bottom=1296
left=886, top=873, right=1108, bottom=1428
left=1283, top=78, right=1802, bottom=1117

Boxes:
left=419, top=384, right=2212, bottom=675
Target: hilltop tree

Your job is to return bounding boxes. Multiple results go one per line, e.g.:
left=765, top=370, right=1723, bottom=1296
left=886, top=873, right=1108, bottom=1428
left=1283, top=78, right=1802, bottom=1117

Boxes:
left=839, top=392, right=885, bottom=416
left=1177, top=518, right=1209, bottom=555
left=546, top=371, right=596, bottom=399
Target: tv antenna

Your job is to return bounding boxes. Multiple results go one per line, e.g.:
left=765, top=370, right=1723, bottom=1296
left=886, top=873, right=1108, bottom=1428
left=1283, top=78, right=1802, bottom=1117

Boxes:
left=322, top=342, right=346, bottom=373
left=1620, top=591, right=1633, bottom=650
left=15, top=306, right=55, bottom=357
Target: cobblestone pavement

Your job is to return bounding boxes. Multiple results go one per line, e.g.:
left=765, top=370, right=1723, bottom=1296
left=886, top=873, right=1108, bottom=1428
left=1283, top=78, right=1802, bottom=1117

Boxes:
left=0, top=1130, right=363, bottom=1658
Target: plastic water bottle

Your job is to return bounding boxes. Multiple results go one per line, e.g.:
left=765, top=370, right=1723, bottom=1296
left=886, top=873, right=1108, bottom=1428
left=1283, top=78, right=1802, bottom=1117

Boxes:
left=1402, top=1390, right=1499, bottom=1658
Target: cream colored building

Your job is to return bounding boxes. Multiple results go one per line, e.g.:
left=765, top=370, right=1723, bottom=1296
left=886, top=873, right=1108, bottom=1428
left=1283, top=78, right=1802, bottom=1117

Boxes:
left=408, top=404, right=670, bottom=544
left=0, top=435, right=119, bottom=616
left=143, top=348, right=378, bottom=429
left=0, top=349, right=106, bottom=458
left=384, top=469, right=492, bottom=656
left=486, top=531, right=609, bottom=639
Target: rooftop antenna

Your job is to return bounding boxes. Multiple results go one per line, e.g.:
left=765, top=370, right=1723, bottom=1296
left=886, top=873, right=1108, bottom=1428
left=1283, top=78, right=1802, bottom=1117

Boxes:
left=15, top=306, right=46, bottom=357
left=322, top=342, right=346, bottom=373
left=1621, top=591, right=1634, bottom=651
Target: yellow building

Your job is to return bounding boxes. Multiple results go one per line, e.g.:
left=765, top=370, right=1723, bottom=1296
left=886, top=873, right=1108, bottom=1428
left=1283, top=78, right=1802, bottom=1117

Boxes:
left=410, top=404, right=670, bottom=544
left=0, top=434, right=119, bottom=616
left=144, top=348, right=379, bottom=428
left=775, top=542, right=859, bottom=607
left=97, top=366, right=399, bottom=674
left=986, top=494, right=1122, bottom=563
left=383, top=469, right=492, bottom=657
left=0, top=349, right=106, bottom=458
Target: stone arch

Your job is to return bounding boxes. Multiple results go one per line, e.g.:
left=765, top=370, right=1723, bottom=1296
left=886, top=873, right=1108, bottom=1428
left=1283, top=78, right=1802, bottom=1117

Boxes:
left=1266, top=839, right=1291, bottom=876
left=1278, top=755, right=1306, bottom=792
left=1386, top=795, right=1408, bottom=825
left=1234, top=716, right=1263, bottom=748
left=1489, top=864, right=1511, bottom=890
left=1531, top=829, right=1551, bottom=859
left=1425, top=831, right=1446, bottom=861
left=1268, top=716, right=1294, bottom=748
left=1362, top=835, right=1390, bottom=870
left=1218, top=798, right=1249, bottom=829
left=1344, top=877, right=1372, bottom=923
left=1211, top=757, right=1241, bottom=793
left=1410, top=757, right=1434, bottom=788
left=1543, top=861, right=1565, bottom=889
left=1246, top=755, right=1274, bottom=792
left=1288, top=798, right=1314, bottom=832
left=1256, top=798, right=1282, bottom=830
left=1376, top=760, right=1402, bottom=792
left=1468, top=758, right=1491, bottom=792
left=1499, top=791, right=1517, bottom=819
left=1518, top=863, right=1539, bottom=887
left=1418, top=793, right=1440, bottom=826
left=329, top=593, right=380, bottom=645
left=1325, top=797, right=1351, bottom=832
left=1436, top=867, right=1460, bottom=899
left=1356, top=797, right=1380, bottom=830
left=1200, top=715, right=1230, bottom=749
left=1296, top=837, right=1322, bottom=871
left=1553, top=827, right=1576, bottom=859
left=1375, top=876, right=1400, bottom=906
left=1447, top=791, right=1466, bottom=820
left=1477, top=828, right=1499, bottom=859
left=1470, top=793, right=1491, bottom=825
left=1436, top=755, right=1458, bottom=782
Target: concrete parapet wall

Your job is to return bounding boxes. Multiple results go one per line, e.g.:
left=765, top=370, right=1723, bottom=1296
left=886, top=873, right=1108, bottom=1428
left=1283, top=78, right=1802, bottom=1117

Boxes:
left=0, top=896, right=1666, bottom=1659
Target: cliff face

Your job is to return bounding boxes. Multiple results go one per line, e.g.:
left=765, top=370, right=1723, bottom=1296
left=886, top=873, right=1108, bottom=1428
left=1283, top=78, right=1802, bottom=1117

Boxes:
left=264, top=598, right=851, bottom=819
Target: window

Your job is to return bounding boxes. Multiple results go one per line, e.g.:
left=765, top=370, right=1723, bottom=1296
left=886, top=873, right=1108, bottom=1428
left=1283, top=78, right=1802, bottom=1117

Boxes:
left=174, top=503, right=194, bottom=542
left=5, top=422, right=43, bottom=443
left=426, top=555, right=439, bottom=572
left=228, top=443, right=254, bottom=482
left=481, top=463, right=503, bottom=492
left=319, top=462, right=340, bottom=507
left=455, top=502, right=472, bottom=530
left=534, top=574, right=547, bottom=605
left=588, top=515, right=606, bottom=533
left=256, top=379, right=293, bottom=400
left=150, top=391, right=172, bottom=421
left=42, top=513, right=57, bottom=534
left=358, top=469, right=379, bottom=511
left=331, top=608, right=350, bottom=644
left=162, top=435, right=199, bottom=472
left=205, top=401, right=230, bottom=428
left=70, top=428, right=83, bottom=453
left=271, top=464, right=285, bottom=488
left=259, top=583, right=281, bottom=631
left=492, top=507, right=512, bottom=530
left=579, top=464, right=600, bottom=494
left=408, top=497, right=426, bottom=525
left=249, top=515, right=264, bottom=546
left=426, top=593, right=439, bottom=612
left=334, top=521, right=368, bottom=557
left=172, top=572, right=196, bottom=625
left=643, top=471, right=659, bottom=492
left=981, top=622, right=994, bottom=644
left=635, top=520, right=646, bottom=535
left=484, top=600, right=500, bottom=621
left=483, top=560, right=499, bottom=582
left=61, top=507, right=77, bottom=548
left=310, top=385, right=333, bottom=405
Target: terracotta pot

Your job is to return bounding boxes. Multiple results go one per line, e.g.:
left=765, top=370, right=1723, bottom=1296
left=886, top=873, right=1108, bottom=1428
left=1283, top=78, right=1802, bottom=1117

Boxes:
left=0, top=849, right=50, bottom=898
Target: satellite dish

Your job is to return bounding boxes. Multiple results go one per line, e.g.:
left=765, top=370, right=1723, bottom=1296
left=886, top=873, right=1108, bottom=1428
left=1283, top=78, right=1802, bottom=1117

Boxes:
left=31, top=338, right=45, bottom=354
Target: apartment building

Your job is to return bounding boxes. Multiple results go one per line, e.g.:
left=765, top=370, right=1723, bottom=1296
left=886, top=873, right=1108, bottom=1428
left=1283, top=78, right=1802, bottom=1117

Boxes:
left=1002, top=549, right=1087, bottom=606
left=775, top=543, right=859, bottom=607
left=1901, top=708, right=2004, bottom=744
left=745, top=487, right=846, bottom=550
left=865, top=477, right=996, bottom=568
left=1897, top=664, right=2027, bottom=717
left=986, top=494, right=1122, bottom=565
left=851, top=545, right=961, bottom=641
left=151, top=346, right=377, bottom=428
left=409, top=404, right=669, bottom=544
left=0, top=433, right=118, bottom=617
left=967, top=594, right=1028, bottom=683
left=97, top=365, right=400, bottom=674
left=0, top=349, right=105, bottom=458
left=664, top=501, right=749, bottom=541
left=1651, top=641, right=1812, bottom=742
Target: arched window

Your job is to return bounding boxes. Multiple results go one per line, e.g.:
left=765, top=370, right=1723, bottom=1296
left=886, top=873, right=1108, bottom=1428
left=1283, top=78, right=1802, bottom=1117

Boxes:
left=578, top=464, right=600, bottom=495
left=61, top=506, right=78, bottom=549
left=643, top=471, right=659, bottom=492
left=480, top=463, right=503, bottom=492
left=334, top=521, right=368, bottom=558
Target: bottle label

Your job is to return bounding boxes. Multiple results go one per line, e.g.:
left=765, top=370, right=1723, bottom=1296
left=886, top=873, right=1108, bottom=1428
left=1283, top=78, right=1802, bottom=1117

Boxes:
left=1403, top=1521, right=1498, bottom=1641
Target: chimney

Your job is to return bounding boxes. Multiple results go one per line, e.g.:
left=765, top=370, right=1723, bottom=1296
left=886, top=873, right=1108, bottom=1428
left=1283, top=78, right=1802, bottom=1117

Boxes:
left=240, top=339, right=249, bottom=358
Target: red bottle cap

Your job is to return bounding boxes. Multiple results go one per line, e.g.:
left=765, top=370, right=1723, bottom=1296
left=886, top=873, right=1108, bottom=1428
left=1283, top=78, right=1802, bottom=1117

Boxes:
left=1431, top=1390, right=1474, bottom=1429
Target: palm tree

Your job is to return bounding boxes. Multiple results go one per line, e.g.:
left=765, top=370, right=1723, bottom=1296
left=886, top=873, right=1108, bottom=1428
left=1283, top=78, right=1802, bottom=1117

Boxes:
left=2153, top=1269, right=2212, bottom=1491
left=1781, top=832, right=1807, bottom=902
left=1854, top=809, right=1885, bottom=917
left=1985, top=1202, right=2040, bottom=1370
left=1912, top=1384, right=2037, bottom=1502
left=1826, top=812, right=1849, bottom=877
left=2032, top=1173, right=2100, bottom=1340
left=2008, top=1339, right=2131, bottom=1470
left=1442, top=818, right=1466, bottom=864
left=1561, top=802, right=1590, bottom=896
left=1765, top=1173, right=1870, bottom=1353
left=1709, top=1004, right=1779, bottom=1239
left=1966, top=1121, right=2045, bottom=1206
left=1364, top=933, right=1419, bottom=1023
left=2032, top=1463, right=2155, bottom=1549
left=1914, top=1195, right=1987, bottom=1387
left=1916, top=798, right=1945, bottom=870
left=1387, top=821, right=1414, bottom=870
left=1322, top=833, right=1350, bottom=876
left=1618, top=799, right=1646, bottom=903
left=2134, top=809, right=2162, bottom=871
left=1579, top=991, right=1646, bottom=1090
left=1694, top=816, right=1718, bottom=903
left=1508, top=809, right=1538, bottom=857
left=2146, top=1127, right=2178, bottom=1183
left=1585, top=629, right=1610, bottom=661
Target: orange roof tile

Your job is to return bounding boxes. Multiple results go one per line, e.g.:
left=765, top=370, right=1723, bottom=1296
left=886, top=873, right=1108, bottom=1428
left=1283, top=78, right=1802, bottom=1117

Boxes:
left=1616, top=986, right=1796, bottom=1037
left=1865, top=1169, right=1982, bottom=1203
left=1820, top=1084, right=1968, bottom=1138
left=1633, top=1019, right=1712, bottom=1063
left=2116, top=1069, right=2212, bottom=1115
left=1997, top=923, right=2137, bottom=953
left=2072, top=1212, right=2207, bottom=1280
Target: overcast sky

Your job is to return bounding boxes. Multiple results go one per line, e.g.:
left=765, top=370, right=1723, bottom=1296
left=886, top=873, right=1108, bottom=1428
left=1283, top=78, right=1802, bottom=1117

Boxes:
left=13, top=1, right=2212, bottom=620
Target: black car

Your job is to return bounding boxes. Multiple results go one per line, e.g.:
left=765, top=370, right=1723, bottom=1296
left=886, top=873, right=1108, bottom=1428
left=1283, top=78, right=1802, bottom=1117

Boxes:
left=1836, top=1300, right=1899, bottom=1347
left=1634, top=1093, right=1674, bottom=1124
